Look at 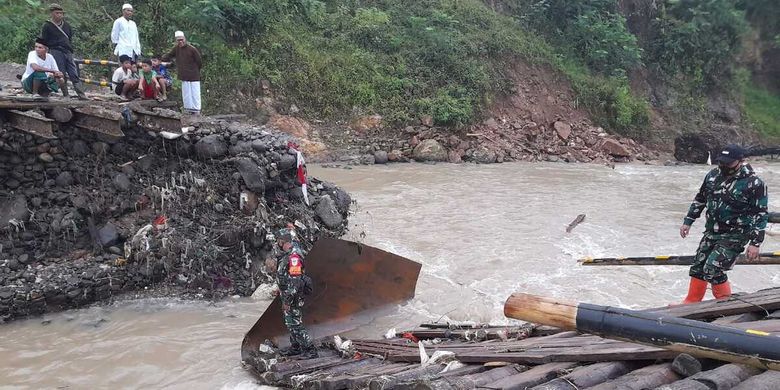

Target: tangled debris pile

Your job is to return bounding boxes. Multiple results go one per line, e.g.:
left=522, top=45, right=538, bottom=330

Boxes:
left=0, top=119, right=350, bottom=322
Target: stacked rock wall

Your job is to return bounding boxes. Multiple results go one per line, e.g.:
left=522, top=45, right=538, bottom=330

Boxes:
left=0, top=120, right=350, bottom=321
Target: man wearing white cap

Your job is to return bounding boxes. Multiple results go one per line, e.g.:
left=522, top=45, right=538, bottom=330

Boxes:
left=163, top=31, right=203, bottom=114
left=111, top=4, right=141, bottom=60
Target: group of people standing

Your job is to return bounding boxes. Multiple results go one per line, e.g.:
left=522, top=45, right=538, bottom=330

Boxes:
left=22, top=3, right=203, bottom=114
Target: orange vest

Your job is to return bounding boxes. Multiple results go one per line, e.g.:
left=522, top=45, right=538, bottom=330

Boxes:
left=288, top=253, right=303, bottom=276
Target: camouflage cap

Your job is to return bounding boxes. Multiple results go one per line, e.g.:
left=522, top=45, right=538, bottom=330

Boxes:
left=49, top=3, right=64, bottom=11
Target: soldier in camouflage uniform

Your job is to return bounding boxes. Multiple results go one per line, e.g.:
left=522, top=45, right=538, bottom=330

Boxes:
left=275, top=228, right=317, bottom=358
left=679, top=145, right=768, bottom=303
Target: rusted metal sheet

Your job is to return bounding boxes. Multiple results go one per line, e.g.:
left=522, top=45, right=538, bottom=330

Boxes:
left=5, top=110, right=58, bottom=138
left=72, top=107, right=124, bottom=137
left=133, top=109, right=183, bottom=133
left=241, top=238, right=422, bottom=360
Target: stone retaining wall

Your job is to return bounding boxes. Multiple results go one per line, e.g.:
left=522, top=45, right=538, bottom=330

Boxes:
left=0, top=119, right=350, bottom=322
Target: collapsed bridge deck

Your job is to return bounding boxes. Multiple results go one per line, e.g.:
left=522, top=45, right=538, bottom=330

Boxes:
left=0, top=94, right=185, bottom=139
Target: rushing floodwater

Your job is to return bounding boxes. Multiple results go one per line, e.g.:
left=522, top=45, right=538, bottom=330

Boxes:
left=1, top=162, right=779, bottom=389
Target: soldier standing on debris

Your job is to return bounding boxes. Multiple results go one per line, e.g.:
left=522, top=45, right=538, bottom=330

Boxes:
left=111, top=4, right=141, bottom=61
left=679, top=144, right=768, bottom=303
left=41, top=3, right=87, bottom=100
left=274, top=227, right=318, bottom=358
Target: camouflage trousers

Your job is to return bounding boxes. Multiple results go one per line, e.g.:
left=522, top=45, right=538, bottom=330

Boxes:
left=689, top=234, right=748, bottom=284
left=282, top=292, right=313, bottom=351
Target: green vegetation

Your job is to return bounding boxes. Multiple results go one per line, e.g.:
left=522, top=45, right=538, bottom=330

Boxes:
left=742, top=84, right=780, bottom=139
left=0, top=0, right=777, bottom=141
left=651, top=0, right=747, bottom=88
left=508, top=0, right=642, bottom=77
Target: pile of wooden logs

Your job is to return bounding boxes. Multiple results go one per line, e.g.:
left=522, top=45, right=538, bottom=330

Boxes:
left=244, top=288, right=780, bottom=389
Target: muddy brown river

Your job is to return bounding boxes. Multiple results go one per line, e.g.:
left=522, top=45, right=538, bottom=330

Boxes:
left=1, top=162, right=778, bottom=389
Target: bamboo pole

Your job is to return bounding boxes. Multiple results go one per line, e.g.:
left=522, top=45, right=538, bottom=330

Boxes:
left=580, top=252, right=780, bottom=266
left=76, top=59, right=119, bottom=66
left=504, top=293, right=780, bottom=371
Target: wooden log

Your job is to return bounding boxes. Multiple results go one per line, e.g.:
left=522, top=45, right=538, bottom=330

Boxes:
left=712, top=312, right=764, bottom=325
left=504, top=292, right=780, bottom=370
left=45, top=106, right=73, bottom=123
left=672, top=353, right=703, bottom=377
left=655, top=379, right=710, bottom=390
left=687, top=364, right=762, bottom=390
left=301, top=360, right=384, bottom=390
left=392, top=365, right=488, bottom=390
left=312, top=364, right=413, bottom=390
left=531, top=361, right=640, bottom=390
left=580, top=252, right=780, bottom=266
left=732, top=370, right=780, bottom=390
left=482, top=362, right=577, bottom=390
left=650, top=288, right=780, bottom=320
left=565, top=214, right=585, bottom=233
left=587, top=363, right=682, bottom=390
left=412, top=365, right=528, bottom=390
left=367, top=364, right=445, bottom=390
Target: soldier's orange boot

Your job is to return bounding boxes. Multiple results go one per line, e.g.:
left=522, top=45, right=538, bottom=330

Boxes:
left=711, top=281, right=732, bottom=300
left=681, top=277, right=708, bottom=304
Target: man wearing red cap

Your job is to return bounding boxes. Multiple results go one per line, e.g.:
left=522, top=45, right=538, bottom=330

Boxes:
left=679, top=145, right=769, bottom=303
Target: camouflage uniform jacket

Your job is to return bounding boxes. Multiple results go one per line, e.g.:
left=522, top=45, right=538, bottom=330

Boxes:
left=683, top=164, right=768, bottom=246
left=276, top=246, right=305, bottom=305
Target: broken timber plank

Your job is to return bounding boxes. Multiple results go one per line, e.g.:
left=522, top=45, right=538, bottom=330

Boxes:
left=451, top=344, right=676, bottom=365
left=483, top=362, right=577, bottom=390
left=72, top=107, right=124, bottom=137
left=6, top=109, right=58, bottom=138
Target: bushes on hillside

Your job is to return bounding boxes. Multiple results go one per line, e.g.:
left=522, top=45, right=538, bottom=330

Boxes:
left=0, top=0, right=650, bottom=134
left=651, top=0, right=747, bottom=87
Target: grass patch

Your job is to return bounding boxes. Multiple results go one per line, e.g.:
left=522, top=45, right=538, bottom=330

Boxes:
left=743, top=84, right=780, bottom=139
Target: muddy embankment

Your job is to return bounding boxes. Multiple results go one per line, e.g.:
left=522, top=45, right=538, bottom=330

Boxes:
left=0, top=118, right=350, bottom=322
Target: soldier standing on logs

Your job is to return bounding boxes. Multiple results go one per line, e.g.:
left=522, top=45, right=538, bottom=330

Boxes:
left=679, top=145, right=768, bottom=303
left=41, top=3, right=87, bottom=100
left=274, top=227, right=318, bottom=358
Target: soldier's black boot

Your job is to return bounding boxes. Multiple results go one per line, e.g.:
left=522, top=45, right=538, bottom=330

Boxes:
left=279, top=346, right=302, bottom=356
left=302, top=347, right=319, bottom=359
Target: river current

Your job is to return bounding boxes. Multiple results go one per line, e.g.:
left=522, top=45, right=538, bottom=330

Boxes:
left=1, top=162, right=778, bottom=389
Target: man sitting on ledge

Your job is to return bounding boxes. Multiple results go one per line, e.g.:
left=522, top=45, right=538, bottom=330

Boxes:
left=21, top=38, right=65, bottom=99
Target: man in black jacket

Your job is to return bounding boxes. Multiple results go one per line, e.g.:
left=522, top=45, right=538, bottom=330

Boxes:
left=41, top=3, right=87, bottom=99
